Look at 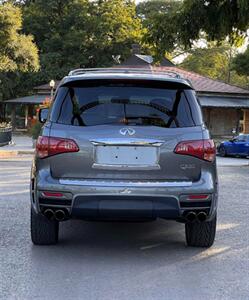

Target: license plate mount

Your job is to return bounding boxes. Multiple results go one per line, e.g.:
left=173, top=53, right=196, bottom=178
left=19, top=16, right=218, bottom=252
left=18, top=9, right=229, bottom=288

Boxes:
left=93, top=145, right=159, bottom=170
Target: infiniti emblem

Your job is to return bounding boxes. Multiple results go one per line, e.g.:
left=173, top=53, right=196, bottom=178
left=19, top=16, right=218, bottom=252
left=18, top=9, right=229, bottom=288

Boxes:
left=119, top=128, right=135, bottom=136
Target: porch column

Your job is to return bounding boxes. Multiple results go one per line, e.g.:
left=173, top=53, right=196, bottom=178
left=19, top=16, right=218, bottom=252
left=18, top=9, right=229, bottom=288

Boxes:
left=243, top=109, right=249, bottom=134
left=235, top=109, right=241, bottom=134
left=24, top=104, right=29, bottom=128
left=11, top=104, right=16, bottom=129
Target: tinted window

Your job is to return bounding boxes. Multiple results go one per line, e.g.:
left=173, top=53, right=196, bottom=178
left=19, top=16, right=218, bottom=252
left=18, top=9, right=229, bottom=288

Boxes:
left=51, top=81, right=202, bottom=128
left=237, top=135, right=246, bottom=141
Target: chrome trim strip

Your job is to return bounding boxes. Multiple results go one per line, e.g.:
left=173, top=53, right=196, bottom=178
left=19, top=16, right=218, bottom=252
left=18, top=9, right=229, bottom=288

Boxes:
left=92, top=163, right=161, bottom=170
left=59, top=179, right=192, bottom=188
left=90, top=138, right=164, bottom=147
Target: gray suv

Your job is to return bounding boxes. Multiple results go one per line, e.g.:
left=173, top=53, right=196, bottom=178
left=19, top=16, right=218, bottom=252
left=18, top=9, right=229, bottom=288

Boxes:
left=30, top=68, right=218, bottom=247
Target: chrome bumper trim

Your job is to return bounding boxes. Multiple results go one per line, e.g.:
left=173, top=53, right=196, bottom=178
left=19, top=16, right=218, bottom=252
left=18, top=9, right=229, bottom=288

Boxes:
left=59, top=179, right=193, bottom=188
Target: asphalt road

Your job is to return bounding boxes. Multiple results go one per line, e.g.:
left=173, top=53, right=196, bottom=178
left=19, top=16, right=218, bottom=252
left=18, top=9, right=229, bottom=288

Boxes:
left=0, top=156, right=248, bottom=300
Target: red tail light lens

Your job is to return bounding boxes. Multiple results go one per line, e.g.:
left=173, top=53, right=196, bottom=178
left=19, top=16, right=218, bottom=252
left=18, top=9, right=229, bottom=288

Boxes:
left=174, top=139, right=215, bottom=162
left=36, top=136, right=79, bottom=158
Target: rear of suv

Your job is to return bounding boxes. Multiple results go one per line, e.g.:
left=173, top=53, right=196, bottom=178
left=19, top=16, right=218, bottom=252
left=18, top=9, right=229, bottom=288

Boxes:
left=30, top=68, right=218, bottom=247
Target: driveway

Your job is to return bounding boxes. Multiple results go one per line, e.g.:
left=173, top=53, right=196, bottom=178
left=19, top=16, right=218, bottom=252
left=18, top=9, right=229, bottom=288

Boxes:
left=217, top=156, right=249, bottom=166
left=0, top=156, right=248, bottom=300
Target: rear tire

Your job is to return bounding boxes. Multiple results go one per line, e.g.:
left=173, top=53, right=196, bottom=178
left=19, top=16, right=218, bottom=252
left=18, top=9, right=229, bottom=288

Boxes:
left=219, top=146, right=227, bottom=157
left=185, top=214, right=216, bottom=247
left=31, top=208, right=59, bottom=245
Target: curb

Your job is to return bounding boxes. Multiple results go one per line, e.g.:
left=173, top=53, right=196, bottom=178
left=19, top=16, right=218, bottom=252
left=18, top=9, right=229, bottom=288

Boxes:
left=0, top=150, right=34, bottom=158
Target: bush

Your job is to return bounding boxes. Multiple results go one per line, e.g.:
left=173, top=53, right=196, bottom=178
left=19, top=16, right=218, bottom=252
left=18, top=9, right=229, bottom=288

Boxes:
left=30, top=122, right=42, bottom=140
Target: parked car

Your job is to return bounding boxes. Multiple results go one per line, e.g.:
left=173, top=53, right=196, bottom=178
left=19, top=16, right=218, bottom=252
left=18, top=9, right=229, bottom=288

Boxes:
left=30, top=68, right=218, bottom=247
left=218, top=134, right=249, bottom=157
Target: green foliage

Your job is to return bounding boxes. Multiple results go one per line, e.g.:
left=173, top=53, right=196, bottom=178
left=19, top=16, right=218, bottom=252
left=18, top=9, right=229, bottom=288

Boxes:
left=137, top=0, right=249, bottom=58
left=0, top=3, right=39, bottom=72
left=181, top=44, right=249, bottom=88
left=30, top=121, right=42, bottom=140
left=0, top=3, right=39, bottom=103
left=136, top=0, right=182, bottom=61
left=178, top=0, right=249, bottom=47
left=232, top=46, right=249, bottom=77
left=21, top=0, right=143, bottom=83
left=181, top=46, right=231, bottom=81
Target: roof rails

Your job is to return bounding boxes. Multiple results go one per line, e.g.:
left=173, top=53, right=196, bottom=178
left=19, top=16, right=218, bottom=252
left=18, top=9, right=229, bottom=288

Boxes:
left=68, top=68, right=182, bottom=79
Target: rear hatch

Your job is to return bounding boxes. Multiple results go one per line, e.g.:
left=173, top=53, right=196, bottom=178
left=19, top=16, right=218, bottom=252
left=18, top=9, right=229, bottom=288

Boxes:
left=47, top=79, right=205, bottom=182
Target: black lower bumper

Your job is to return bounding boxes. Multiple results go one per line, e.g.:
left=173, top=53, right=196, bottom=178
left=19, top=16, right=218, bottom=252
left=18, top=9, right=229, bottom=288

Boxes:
left=71, top=195, right=181, bottom=220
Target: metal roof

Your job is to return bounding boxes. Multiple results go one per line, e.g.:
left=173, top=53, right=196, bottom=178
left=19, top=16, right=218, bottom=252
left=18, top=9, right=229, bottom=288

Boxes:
left=154, top=66, right=249, bottom=95
left=4, top=94, right=46, bottom=104
left=199, top=96, right=249, bottom=108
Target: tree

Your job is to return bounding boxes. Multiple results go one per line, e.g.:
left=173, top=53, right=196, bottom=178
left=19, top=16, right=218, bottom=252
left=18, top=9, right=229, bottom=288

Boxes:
left=180, top=44, right=249, bottom=87
left=178, top=0, right=249, bottom=47
left=232, top=46, right=249, bottom=77
left=0, top=3, right=39, bottom=102
left=136, top=0, right=182, bottom=61
left=0, top=3, right=39, bottom=73
left=87, top=0, right=144, bottom=67
left=21, top=0, right=143, bottom=83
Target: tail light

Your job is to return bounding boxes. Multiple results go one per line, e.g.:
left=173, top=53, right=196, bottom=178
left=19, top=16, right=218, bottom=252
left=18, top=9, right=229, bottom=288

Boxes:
left=174, top=139, right=215, bottom=162
left=36, top=136, right=79, bottom=158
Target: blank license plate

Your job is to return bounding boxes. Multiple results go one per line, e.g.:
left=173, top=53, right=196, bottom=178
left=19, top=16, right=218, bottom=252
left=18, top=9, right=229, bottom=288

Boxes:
left=95, top=146, right=158, bottom=166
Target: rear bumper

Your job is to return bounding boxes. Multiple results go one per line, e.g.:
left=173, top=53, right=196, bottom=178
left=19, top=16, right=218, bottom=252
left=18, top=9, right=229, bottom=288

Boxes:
left=31, top=169, right=218, bottom=221
left=72, top=195, right=180, bottom=220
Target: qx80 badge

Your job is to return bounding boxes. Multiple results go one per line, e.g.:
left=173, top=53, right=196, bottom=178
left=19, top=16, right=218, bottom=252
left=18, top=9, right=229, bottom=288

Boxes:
left=119, top=128, right=136, bottom=136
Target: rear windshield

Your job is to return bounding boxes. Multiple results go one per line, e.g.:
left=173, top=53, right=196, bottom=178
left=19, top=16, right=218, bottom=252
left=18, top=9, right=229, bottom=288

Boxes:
left=50, top=81, right=202, bottom=128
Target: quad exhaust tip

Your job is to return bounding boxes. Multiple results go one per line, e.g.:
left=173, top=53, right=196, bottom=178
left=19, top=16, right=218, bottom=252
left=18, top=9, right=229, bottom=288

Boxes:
left=197, top=211, right=207, bottom=222
left=185, top=211, right=196, bottom=222
left=54, top=209, right=66, bottom=221
left=43, top=209, right=54, bottom=220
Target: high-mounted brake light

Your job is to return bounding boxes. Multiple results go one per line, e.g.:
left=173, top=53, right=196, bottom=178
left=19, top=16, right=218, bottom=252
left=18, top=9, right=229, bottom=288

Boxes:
left=36, top=136, right=79, bottom=158
left=174, top=139, right=215, bottom=162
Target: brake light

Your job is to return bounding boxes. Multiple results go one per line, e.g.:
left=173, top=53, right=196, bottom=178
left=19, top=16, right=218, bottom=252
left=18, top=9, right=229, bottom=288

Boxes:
left=36, top=136, right=79, bottom=158
left=174, top=139, right=215, bottom=162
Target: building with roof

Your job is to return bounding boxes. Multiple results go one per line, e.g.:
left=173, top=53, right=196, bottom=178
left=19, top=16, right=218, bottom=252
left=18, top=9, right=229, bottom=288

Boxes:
left=3, top=47, right=249, bottom=137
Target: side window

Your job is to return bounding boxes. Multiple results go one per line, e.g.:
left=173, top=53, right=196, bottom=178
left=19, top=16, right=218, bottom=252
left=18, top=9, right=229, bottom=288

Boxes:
left=237, top=135, right=246, bottom=142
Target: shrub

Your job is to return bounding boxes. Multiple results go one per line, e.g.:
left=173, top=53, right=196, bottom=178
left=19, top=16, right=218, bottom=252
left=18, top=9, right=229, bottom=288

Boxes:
left=30, top=122, right=42, bottom=140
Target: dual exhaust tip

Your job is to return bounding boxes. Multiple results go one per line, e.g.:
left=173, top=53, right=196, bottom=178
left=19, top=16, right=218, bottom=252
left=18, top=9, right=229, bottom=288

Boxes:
left=185, top=211, right=207, bottom=223
left=43, top=209, right=68, bottom=221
